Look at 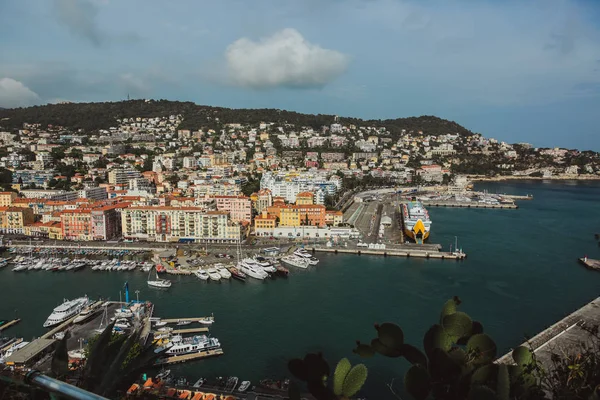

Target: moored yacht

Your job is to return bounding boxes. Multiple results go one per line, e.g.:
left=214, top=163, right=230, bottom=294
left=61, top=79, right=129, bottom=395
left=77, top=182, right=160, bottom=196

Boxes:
left=239, top=259, right=268, bottom=280
left=194, top=269, right=209, bottom=281
left=280, top=255, right=309, bottom=269
left=206, top=268, right=222, bottom=282
left=293, top=249, right=319, bottom=265
left=215, top=264, right=231, bottom=279
left=43, top=296, right=89, bottom=328
left=73, top=301, right=103, bottom=324
left=165, top=336, right=221, bottom=356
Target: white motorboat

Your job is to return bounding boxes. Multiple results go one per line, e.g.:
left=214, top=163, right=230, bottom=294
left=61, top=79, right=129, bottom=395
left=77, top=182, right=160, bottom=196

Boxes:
left=176, top=320, right=191, bottom=326
left=148, top=267, right=172, bottom=288
left=216, top=265, right=231, bottom=279
left=154, top=321, right=168, bottom=327
left=206, top=268, right=221, bottom=281
left=156, top=369, right=171, bottom=380
left=294, top=249, right=319, bottom=265
left=253, top=257, right=277, bottom=273
left=73, top=302, right=102, bottom=324
left=198, top=316, right=214, bottom=325
left=194, top=269, right=209, bottom=280
left=165, top=336, right=221, bottom=356
left=43, top=296, right=89, bottom=328
left=238, top=381, right=251, bottom=392
left=238, top=260, right=268, bottom=280
left=280, top=255, right=309, bottom=269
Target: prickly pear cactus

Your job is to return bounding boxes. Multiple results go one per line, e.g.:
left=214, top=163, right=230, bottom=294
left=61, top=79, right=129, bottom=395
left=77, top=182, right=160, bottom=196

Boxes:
left=333, top=358, right=351, bottom=396
left=341, top=364, right=368, bottom=398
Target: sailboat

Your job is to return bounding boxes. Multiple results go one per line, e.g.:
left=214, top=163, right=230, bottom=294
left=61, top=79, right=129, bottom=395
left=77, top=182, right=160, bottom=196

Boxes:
left=148, top=266, right=172, bottom=288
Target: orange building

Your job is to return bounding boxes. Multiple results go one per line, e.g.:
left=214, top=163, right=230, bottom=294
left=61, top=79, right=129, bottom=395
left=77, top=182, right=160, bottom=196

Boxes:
left=61, top=203, right=122, bottom=241
left=295, top=192, right=314, bottom=205
left=266, top=203, right=326, bottom=227
left=325, top=210, right=344, bottom=226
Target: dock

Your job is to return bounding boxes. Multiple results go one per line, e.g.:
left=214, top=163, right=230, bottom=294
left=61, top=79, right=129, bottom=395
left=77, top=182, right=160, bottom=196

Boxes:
left=496, top=296, right=600, bottom=367
left=161, top=317, right=214, bottom=324
left=156, top=348, right=224, bottom=365
left=578, top=257, right=600, bottom=271
left=312, top=246, right=466, bottom=260
left=170, top=327, right=210, bottom=335
left=421, top=200, right=518, bottom=209
left=0, top=318, right=21, bottom=332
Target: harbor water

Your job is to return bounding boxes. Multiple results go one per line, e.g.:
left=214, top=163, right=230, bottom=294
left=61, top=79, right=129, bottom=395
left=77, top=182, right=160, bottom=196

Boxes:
left=1, top=180, right=599, bottom=398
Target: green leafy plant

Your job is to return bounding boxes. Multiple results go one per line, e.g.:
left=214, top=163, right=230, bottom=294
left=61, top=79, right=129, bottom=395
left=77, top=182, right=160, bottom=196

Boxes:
left=288, top=354, right=368, bottom=399
left=353, top=297, right=543, bottom=399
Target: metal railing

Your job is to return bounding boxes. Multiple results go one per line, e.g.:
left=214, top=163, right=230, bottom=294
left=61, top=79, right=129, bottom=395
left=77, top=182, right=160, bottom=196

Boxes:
left=24, top=371, right=110, bottom=400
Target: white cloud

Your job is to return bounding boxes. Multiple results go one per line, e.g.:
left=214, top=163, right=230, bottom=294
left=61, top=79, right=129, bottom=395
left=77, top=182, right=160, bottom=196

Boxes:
left=225, top=28, right=348, bottom=89
left=0, top=78, right=40, bottom=108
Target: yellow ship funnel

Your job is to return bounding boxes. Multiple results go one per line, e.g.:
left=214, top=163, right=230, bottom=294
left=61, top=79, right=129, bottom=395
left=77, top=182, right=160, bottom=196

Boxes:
left=413, top=219, right=426, bottom=244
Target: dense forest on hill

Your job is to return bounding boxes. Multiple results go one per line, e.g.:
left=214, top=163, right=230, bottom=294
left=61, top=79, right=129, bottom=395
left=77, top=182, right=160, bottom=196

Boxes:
left=0, top=100, right=474, bottom=137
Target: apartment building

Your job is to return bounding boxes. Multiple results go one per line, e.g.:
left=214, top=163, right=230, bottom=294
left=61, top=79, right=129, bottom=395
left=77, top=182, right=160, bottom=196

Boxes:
left=0, top=192, right=17, bottom=207
left=121, top=207, right=240, bottom=243
left=0, top=207, right=35, bottom=234
left=250, top=188, right=272, bottom=213
left=213, top=195, right=252, bottom=223
left=61, top=204, right=122, bottom=241
left=108, top=168, right=142, bottom=185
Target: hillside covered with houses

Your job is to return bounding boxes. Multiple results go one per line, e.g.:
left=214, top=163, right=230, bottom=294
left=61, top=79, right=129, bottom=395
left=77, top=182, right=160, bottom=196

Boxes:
left=0, top=100, right=597, bottom=243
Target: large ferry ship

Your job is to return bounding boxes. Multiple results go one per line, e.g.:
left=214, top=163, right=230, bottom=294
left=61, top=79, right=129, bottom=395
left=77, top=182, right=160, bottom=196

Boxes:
left=401, top=200, right=432, bottom=244
left=43, top=296, right=89, bottom=328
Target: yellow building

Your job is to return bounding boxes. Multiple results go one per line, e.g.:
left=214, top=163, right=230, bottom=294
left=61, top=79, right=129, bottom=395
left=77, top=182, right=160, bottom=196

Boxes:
left=254, top=211, right=277, bottom=235
left=0, top=192, right=17, bottom=207
left=0, top=207, right=35, bottom=234
left=279, top=208, right=301, bottom=227
left=325, top=211, right=344, bottom=226
left=48, top=222, right=64, bottom=240
left=295, top=192, right=314, bottom=205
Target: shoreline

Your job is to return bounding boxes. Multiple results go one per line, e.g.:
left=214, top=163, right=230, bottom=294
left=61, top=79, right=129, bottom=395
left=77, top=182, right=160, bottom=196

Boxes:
left=468, top=175, right=600, bottom=182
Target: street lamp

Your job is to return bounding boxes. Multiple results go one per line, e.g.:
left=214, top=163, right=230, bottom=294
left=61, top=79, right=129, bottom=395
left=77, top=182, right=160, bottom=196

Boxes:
left=135, top=290, right=140, bottom=303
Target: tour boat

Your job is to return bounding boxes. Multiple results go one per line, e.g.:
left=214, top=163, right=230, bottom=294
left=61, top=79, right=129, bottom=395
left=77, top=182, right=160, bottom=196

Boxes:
left=280, top=255, right=309, bottom=269
left=43, top=296, right=89, bottom=328
left=165, top=336, right=221, bottom=356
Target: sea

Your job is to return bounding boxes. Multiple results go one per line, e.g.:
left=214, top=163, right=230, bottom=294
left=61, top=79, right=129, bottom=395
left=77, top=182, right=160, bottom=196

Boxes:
left=1, top=180, right=599, bottom=399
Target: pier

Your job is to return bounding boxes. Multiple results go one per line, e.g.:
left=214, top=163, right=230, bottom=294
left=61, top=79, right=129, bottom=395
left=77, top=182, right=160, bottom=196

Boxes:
left=578, top=257, right=600, bottom=271
left=0, top=318, right=21, bottom=332
left=170, top=327, right=210, bottom=335
left=161, top=317, right=214, bottom=324
left=420, top=200, right=518, bottom=209
left=496, top=296, right=600, bottom=367
left=312, top=246, right=466, bottom=260
left=156, top=348, right=224, bottom=365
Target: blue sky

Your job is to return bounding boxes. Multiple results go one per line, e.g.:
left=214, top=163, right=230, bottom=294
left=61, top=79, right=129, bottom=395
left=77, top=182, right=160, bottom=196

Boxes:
left=1, top=0, right=599, bottom=150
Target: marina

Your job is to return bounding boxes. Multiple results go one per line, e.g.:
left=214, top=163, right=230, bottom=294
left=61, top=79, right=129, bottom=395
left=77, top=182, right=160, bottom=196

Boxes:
left=1, top=181, right=599, bottom=399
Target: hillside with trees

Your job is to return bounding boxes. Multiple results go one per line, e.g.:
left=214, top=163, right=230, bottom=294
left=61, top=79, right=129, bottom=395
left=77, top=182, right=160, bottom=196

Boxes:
left=0, top=100, right=474, bottom=137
